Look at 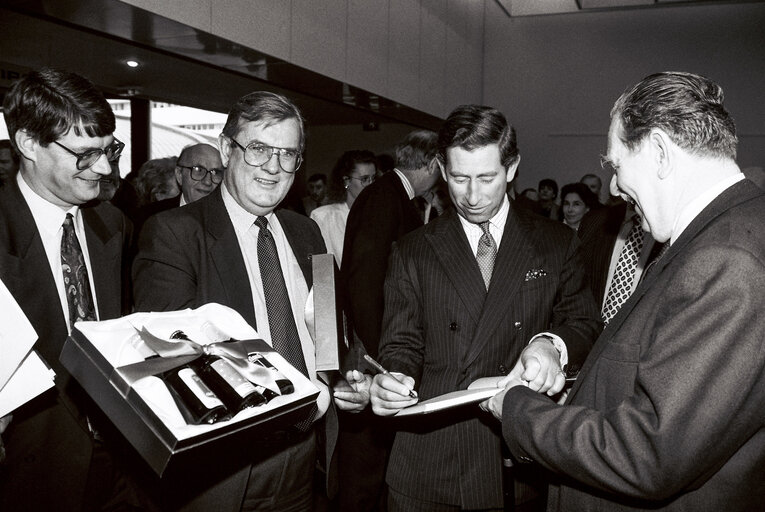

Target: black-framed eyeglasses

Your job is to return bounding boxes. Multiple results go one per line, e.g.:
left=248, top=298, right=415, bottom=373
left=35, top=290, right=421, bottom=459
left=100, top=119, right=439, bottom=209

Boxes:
left=346, top=174, right=375, bottom=185
left=177, top=165, right=224, bottom=184
left=53, top=138, right=125, bottom=170
left=229, top=138, right=302, bottom=173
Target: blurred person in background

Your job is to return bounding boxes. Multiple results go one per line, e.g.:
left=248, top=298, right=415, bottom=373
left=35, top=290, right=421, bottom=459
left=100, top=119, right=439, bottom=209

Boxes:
left=132, top=156, right=179, bottom=207
left=311, top=150, right=377, bottom=265
left=302, top=172, right=328, bottom=216
left=0, top=139, right=20, bottom=186
left=538, top=177, right=560, bottom=219
left=560, top=182, right=599, bottom=231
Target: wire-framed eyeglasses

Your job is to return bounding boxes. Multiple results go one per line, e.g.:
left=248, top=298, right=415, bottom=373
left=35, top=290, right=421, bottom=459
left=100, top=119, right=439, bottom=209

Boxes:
left=229, top=138, right=302, bottom=173
left=177, top=165, right=224, bottom=184
left=54, top=138, right=125, bottom=170
left=346, top=174, right=375, bottom=185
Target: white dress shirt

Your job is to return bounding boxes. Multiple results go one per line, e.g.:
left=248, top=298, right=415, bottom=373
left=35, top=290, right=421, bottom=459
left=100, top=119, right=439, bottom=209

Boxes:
left=17, top=172, right=101, bottom=333
left=221, top=182, right=330, bottom=417
left=310, top=201, right=349, bottom=266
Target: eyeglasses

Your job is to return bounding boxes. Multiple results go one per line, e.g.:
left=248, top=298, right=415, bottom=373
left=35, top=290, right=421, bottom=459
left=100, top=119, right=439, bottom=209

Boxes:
left=177, top=165, right=224, bottom=184
left=346, top=174, right=375, bottom=185
left=54, top=138, right=125, bottom=170
left=229, top=138, right=302, bottom=173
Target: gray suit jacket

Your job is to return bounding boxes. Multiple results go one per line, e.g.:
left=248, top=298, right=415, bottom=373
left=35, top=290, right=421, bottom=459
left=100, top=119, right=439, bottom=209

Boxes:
left=379, top=201, right=600, bottom=508
left=503, top=179, right=765, bottom=511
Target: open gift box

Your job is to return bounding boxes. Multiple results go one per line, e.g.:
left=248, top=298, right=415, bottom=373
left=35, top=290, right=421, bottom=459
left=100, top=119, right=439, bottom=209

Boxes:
left=60, top=303, right=319, bottom=477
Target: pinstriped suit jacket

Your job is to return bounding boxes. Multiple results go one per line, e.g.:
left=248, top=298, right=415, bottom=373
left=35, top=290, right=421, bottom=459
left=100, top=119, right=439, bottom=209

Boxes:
left=379, top=201, right=600, bottom=508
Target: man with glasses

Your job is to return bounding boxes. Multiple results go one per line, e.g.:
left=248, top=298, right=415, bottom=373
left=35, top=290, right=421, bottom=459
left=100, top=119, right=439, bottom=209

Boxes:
left=0, top=68, right=143, bottom=511
left=174, top=143, right=224, bottom=205
left=133, top=91, right=369, bottom=511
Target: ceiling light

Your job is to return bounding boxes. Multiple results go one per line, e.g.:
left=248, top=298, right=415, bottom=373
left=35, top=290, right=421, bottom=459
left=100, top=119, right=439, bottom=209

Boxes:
left=125, top=60, right=139, bottom=68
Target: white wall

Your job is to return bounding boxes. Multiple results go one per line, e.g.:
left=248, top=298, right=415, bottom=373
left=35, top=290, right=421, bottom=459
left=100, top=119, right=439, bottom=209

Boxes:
left=483, top=2, right=765, bottom=198
left=119, top=0, right=485, bottom=118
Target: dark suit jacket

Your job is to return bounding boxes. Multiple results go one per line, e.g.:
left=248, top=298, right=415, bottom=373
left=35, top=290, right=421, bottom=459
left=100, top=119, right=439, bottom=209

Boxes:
left=379, top=201, right=600, bottom=508
left=0, top=178, right=132, bottom=511
left=341, top=171, right=423, bottom=359
left=132, top=187, right=331, bottom=510
left=503, top=179, right=765, bottom=511
left=577, top=202, right=628, bottom=303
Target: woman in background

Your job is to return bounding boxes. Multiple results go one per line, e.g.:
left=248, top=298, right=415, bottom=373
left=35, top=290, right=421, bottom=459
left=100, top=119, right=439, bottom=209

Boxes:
left=311, top=150, right=377, bottom=265
left=560, top=182, right=599, bottom=231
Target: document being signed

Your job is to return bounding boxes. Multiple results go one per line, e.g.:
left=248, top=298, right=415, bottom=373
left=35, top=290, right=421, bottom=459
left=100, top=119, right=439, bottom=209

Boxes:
left=395, top=376, right=505, bottom=417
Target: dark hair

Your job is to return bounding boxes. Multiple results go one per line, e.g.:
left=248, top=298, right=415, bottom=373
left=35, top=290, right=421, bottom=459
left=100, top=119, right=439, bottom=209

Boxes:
left=580, top=173, right=602, bottom=187
left=0, top=140, right=20, bottom=167
left=395, top=130, right=438, bottom=171
left=437, top=105, right=519, bottom=168
left=327, top=150, right=376, bottom=203
left=3, top=68, right=115, bottom=153
left=376, top=153, right=394, bottom=174
left=221, top=91, right=305, bottom=151
left=538, top=178, right=559, bottom=198
left=611, top=72, right=737, bottom=160
left=307, top=173, right=327, bottom=184
left=560, top=182, right=599, bottom=211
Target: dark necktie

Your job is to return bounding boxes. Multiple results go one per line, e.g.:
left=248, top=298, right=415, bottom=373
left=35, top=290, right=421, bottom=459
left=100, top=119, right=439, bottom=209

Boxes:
left=602, top=214, right=644, bottom=324
left=61, top=213, right=96, bottom=328
left=476, top=221, right=497, bottom=290
left=255, top=216, right=309, bottom=377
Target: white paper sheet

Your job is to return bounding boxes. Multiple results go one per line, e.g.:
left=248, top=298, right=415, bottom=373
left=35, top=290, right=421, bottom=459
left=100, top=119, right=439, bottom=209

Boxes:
left=0, top=350, right=55, bottom=417
left=0, top=278, right=39, bottom=390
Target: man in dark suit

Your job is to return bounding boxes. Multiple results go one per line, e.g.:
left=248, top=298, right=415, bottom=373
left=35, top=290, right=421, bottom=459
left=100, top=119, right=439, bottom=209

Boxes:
left=0, top=69, right=138, bottom=511
left=133, top=91, right=369, bottom=511
left=370, top=105, right=600, bottom=510
left=337, top=129, right=439, bottom=511
left=487, top=72, right=765, bottom=510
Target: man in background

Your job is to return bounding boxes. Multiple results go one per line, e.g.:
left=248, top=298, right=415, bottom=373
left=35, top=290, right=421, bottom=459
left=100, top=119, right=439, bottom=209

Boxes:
left=337, top=129, right=440, bottom=511
left=488, top=71, right=765, bottom=511
left=0, top=139, right=20, bottom=186
left=302, top=172, right=328, bottom=216
left=371, top=105, right=599, bottom=510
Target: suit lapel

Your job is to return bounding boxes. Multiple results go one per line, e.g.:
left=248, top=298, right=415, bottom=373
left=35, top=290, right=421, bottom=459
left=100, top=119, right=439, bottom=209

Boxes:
left=567, top=179, right=763, bottom=401
left=82, top=206, right=123, bottom=319
left=205, top=189, right=258, bottom=329
left=426, top=209, right=485, bottom=325
left=463, top=202, right=534, bottom=370
left=276, top=210, right=314, bottom=288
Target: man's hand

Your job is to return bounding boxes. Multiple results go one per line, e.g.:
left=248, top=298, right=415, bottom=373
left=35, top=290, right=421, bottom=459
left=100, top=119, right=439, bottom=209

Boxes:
left=516, top=338, right=567, bottom=396
left=370, top=372, right=418, bottom=416
left=480, top=372, right=526, bottom=420
left=333, top=370, right=372, bottom=412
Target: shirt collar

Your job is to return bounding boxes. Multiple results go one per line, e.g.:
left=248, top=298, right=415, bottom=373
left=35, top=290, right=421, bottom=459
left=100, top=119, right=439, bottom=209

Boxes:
left=17, top=172, right=79, bottom=237
left=393, top=168, right=415, bottom=200
left=220, top=181, right=272, bottom=235
left=671, top=173, right=744, bottom=244
left=457, top=194, right=510, bottom=237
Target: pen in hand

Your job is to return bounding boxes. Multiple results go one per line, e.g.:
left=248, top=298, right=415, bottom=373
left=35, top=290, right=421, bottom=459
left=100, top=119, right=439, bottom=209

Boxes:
left=363, top=354, right=418, bottom=399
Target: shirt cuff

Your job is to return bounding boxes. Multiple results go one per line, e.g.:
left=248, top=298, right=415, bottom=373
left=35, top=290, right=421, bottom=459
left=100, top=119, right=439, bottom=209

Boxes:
left=528, top=332, right=568, bottom=368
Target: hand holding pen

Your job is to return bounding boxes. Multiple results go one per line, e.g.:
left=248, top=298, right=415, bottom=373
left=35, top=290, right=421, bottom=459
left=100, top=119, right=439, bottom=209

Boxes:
left=364, top=354, right=417, bottom=399
left=365, top=355, right=420, bottom=416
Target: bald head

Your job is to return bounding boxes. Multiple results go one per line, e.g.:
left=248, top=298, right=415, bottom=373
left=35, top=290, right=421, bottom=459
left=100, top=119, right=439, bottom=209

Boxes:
left=175, top=143, right=224, bottom=204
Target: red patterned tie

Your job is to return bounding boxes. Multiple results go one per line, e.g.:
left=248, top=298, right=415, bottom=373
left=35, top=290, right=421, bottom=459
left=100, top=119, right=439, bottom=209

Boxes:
left=61, top=213, right=96, bottom=328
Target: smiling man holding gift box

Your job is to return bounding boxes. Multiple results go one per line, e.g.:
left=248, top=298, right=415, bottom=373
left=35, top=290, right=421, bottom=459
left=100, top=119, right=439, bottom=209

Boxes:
left=133, top=90, right=369, bottom=511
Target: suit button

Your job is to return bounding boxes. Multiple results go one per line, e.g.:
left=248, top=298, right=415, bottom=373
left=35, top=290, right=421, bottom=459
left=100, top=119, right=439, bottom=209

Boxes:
left=514, top=321, right=522, bottom=329
left=449, top=322, right=459, bottom=331
left=499, top=364, right=508, bottom=374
